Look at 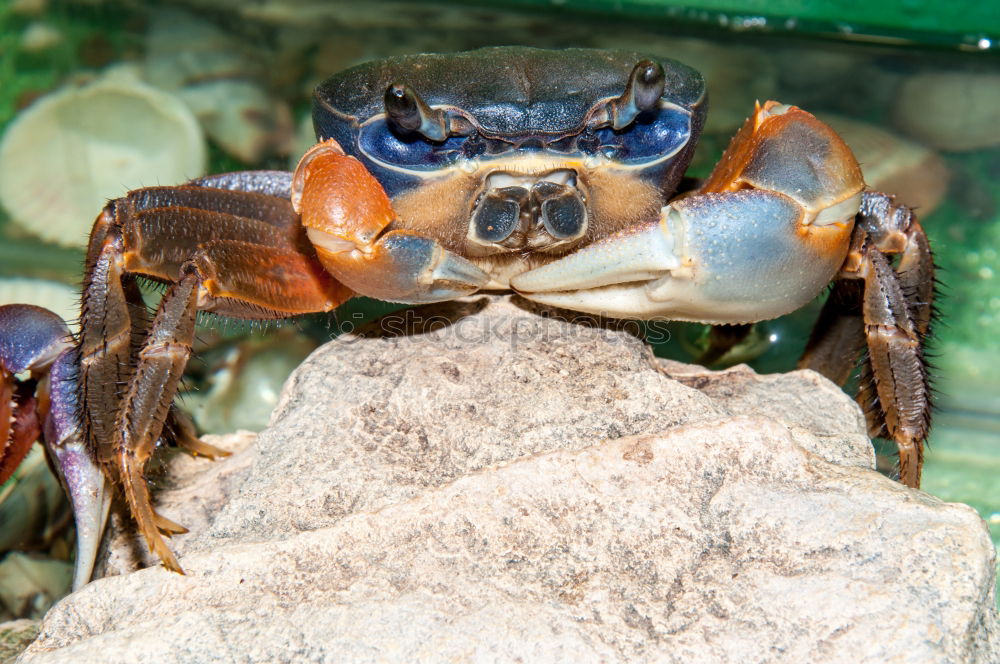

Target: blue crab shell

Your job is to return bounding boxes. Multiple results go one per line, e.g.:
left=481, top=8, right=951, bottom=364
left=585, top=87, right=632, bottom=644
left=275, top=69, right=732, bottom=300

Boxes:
left=312, top=46, right=707, bottom=200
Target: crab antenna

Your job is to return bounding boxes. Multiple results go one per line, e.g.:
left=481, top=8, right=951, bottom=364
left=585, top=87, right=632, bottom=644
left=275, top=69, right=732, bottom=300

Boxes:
left=610, top=60, right=665, bottom=130
left=384, top=83, right=449, bottom=142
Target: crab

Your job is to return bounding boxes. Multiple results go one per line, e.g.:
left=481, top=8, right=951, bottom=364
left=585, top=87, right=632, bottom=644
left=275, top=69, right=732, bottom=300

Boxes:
left=0, top=47, right=933, bottom=589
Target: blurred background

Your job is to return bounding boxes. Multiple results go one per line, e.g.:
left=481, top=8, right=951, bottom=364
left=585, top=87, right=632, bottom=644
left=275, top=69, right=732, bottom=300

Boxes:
left=0, top=0, right=997, bottom=645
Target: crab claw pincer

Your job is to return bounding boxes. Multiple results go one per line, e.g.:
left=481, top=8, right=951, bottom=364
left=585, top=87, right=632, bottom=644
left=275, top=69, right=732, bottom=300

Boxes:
left=0, top=305, right=110, bottom=590
left=292, top=140, right=489, bottom=304
left=513, top=102, right=865, bottom=324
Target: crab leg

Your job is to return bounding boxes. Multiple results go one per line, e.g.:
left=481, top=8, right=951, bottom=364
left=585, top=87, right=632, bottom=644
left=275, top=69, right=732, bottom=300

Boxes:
left=110, top=269, right=199, bottom=572
left=800, top=192, right=933, bottom=487
left=78, top=179, right=352, bottom=574
left=292, top=140, right=490, bottom=303
left=796, top=279, right=866, bottom=386
left=513, top=102, right=865, bottom=324
left=0, top=376, right=39, bottom=488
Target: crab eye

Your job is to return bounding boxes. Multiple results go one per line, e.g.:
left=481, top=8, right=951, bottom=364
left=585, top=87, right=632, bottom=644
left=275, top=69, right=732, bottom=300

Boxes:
left=383, top=83, right=449, bottom=142
left=610, top=60, right=666, bottom=130
left=359, top=118, right=468, bottom=171
left=592, top=104, right=691, bottom=164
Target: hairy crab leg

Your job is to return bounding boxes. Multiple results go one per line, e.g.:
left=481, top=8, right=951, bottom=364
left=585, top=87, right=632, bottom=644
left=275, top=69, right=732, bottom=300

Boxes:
left=694, top=323, right=754, bottom=367
left=512, top=102, right=865, bottom=324
left=79, top=178, right=351, bottom=573
left=292, top=140, right=490, bottom=304
left=797, top=279, right=866, bottom=386
left=800, top=192, right=933, bottom=487
left=165, top=408, right=230, bottom=459
left=112, top=269, right=200, bottom=572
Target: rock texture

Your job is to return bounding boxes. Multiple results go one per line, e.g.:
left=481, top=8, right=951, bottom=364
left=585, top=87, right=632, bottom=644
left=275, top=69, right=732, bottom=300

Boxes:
left=0, top=620, right=38, bottom=664
left=21, top=296, right=999, bottom=663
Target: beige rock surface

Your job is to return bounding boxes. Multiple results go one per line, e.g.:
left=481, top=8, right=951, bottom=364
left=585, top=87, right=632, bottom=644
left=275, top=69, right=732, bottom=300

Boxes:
left=0, top=620, right=38, bottom=664
left=21, top=296, right=999, bottom=663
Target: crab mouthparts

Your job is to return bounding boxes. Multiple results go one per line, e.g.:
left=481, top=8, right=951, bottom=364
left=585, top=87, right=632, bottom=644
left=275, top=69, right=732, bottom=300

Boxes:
left=467, top=169, right=588, bottom=254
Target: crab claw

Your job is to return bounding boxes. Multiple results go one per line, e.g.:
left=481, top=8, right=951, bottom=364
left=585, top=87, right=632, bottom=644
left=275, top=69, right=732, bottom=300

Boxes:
left=0, top=305, right=109, bottom=589
left=0, top=305, right=71, bottom=486
left=293, top=140, right=489, bottom=303
left=513, top=102, right=864, bottom=324
left=45, top=349, right=111, bottom=590
left=512, top=191, right=855, bottom=322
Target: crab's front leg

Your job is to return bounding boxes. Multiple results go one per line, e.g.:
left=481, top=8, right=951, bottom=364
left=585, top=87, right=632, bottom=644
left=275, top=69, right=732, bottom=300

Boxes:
left=74, top=146, right=487, bottom=579
left=75, top=176, right=352, bottom=577
left=291, top=140, right=489, bottom=303
left=512, top=102, right=864, bottom=323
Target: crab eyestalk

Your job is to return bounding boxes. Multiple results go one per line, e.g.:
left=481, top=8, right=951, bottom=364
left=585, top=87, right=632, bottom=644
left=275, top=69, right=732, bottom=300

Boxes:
left=383, top=83, right=449, bottom=142
left=611, top=60, right=666, bottom=130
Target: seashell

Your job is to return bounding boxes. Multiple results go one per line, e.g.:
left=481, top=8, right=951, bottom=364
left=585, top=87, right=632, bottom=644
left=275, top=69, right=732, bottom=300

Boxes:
left=183, top=329, right=317, bottom=434
left=0, top=75, right=205, bottom=247
left=0, top=278, right=78, bottom=329
left=19, top=22, right=62, bottom=53
left=144, top=9, right=293, bottom=163
left=892, top=71, right=1000, bottom=152
left=820, top=114, right=950, bottom=216
left=144, top=9, right=253, bottom=91
left=0, top=552, right=71, bottom=620
left=178, top=80, right=294, bottom=164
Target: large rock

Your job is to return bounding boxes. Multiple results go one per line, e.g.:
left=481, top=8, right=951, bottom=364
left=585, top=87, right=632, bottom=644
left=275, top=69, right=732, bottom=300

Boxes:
left=21, top=296, right=999, bottom=663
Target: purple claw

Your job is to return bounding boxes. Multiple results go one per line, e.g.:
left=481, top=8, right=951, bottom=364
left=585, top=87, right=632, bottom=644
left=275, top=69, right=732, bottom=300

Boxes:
left=45, top=349, right=110, bottom=590
left=0, top=304, right=71, bottom=374
left=1, top=305, right=74, bottom=486
left=0, top=304, right=108, bottom=590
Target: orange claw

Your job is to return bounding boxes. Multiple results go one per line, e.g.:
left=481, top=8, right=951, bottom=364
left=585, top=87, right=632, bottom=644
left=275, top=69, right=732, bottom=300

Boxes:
left=699, top=101, right=864, bottom=209
left=697, top=100, right=864, bottom=268
left=514, top=100, right=866, bottom=323
left=291, top=139, right=488, bottom=304
left=291, top=139, right=396, bottom=247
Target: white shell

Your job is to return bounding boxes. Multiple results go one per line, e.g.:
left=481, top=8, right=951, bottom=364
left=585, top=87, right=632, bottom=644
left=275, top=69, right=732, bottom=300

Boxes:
left=144, top=10, right=293, bottom=163
left=0, top=75, right=205, bottom=247
left=178, top=80, right=292, bottom=163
